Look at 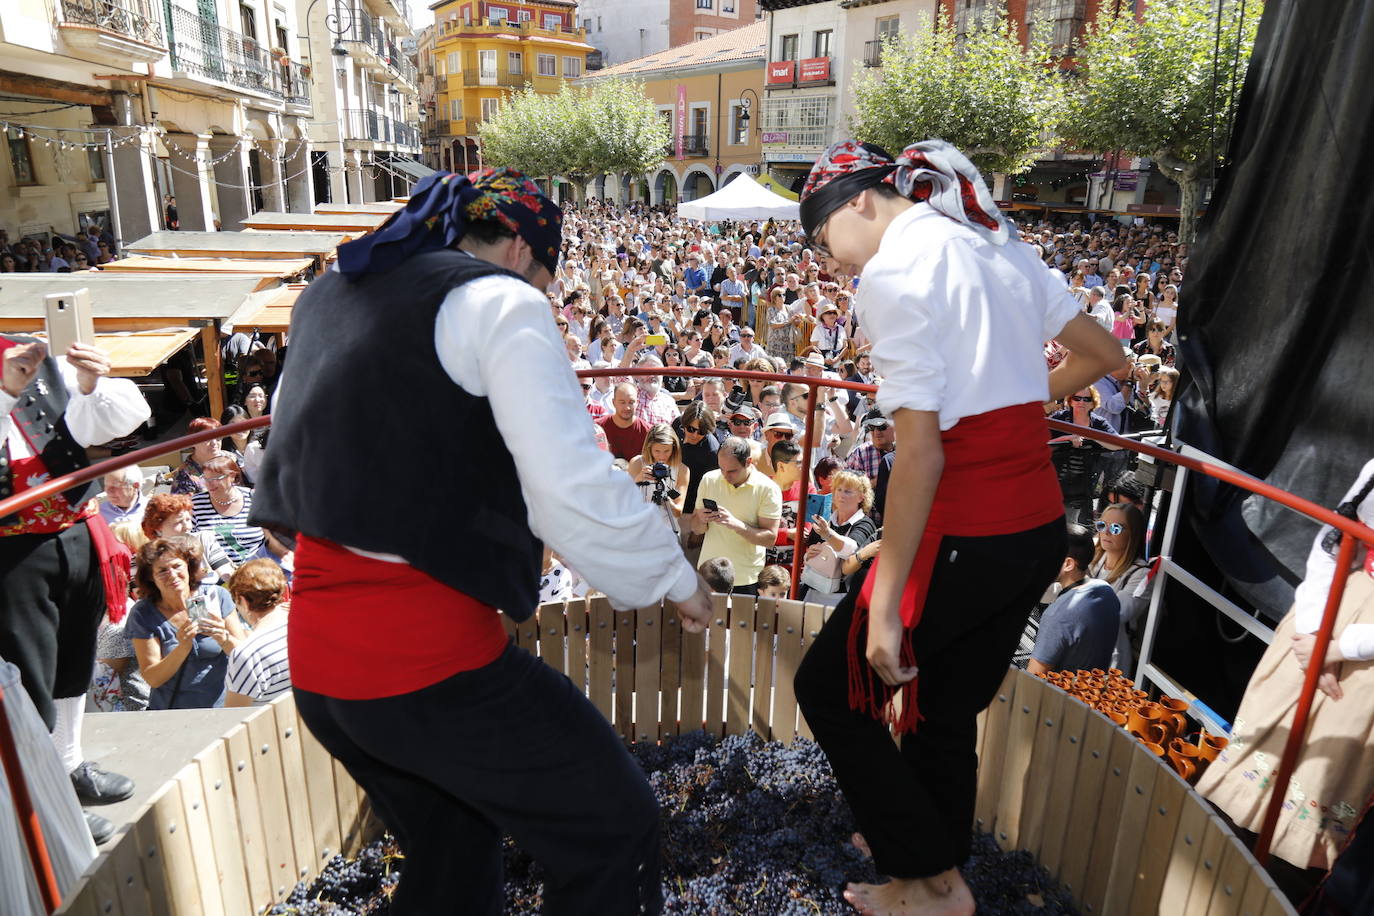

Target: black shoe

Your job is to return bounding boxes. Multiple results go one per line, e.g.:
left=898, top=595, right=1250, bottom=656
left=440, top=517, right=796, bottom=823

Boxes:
left=84, top=810, right=115, bottom=845
left=70, top=761, right=135, bottom=805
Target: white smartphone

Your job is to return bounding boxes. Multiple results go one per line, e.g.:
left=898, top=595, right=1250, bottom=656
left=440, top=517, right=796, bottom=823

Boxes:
left=185, top=593, right=210, bottom=624
left=43, top=288, right=95, bottom=357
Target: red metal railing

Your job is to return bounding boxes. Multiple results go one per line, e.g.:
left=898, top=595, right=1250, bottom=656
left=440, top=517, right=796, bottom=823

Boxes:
left=1, top=370, right=1370, bottom=904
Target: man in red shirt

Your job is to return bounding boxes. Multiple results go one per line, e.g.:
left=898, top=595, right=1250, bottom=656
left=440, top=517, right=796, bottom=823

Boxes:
left=597, top=381, right=651, bottom=460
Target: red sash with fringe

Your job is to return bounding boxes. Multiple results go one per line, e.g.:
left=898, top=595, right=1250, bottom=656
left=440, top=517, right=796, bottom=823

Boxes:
left=848, top=403, right=1064, bottom=734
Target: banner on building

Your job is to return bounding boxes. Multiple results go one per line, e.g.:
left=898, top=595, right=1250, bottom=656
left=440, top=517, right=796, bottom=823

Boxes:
left=675, top=84, right=686, bottom=161
left=798, top=57, right=830, bottom=82
left=761, top=131, right=789, bottom=144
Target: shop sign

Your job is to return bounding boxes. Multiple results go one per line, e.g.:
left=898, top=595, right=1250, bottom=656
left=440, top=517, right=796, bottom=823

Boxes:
left=766, top=60, right=796, bottom=85
left=761, top=131, right=789, bottom=144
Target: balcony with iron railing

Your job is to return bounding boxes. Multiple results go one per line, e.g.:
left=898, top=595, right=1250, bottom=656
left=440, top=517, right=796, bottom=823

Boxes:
left=165, top=4, right=283, bottom=96
left=437, top=19, right=588, bottom=42
left=664, top=134, right=710, bottom=157
left=461, top=68, right=534, bottom=88
left=342, top=109, right=420, bottom=148
left=341, top=7, right=417, bottom=87
left=279, top=58, right=312, bottom=108
left=863, top=39, right=883, bottom=68
left=57, top=0, right=166, bottom=62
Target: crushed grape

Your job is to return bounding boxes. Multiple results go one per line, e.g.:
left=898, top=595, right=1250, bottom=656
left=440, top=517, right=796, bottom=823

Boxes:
left=270, top=731, right=1078, bottom=914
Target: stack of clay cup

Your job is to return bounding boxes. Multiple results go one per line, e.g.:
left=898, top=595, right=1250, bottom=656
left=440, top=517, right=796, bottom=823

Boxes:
left=1035, top=668, right=1229, bottom=784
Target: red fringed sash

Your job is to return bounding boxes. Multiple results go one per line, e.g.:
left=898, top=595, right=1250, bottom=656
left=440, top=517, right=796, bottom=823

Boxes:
left=847, top=403, right=1064, bottom=735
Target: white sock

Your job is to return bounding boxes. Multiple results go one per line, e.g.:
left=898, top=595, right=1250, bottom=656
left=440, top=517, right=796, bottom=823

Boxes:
left=50, top=695, right=85, bottom=775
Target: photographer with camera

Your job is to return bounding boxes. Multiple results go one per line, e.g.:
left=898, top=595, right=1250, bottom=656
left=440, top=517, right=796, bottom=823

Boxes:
left=628, top=424, right=689, bottom=535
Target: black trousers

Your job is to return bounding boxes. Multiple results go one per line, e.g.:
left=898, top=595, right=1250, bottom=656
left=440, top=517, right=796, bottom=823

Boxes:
left=794, top=518, right=1065, bottom=879
left=295, top=642, right=662, bottom=916
left=0, top=523, right=105, bottom=730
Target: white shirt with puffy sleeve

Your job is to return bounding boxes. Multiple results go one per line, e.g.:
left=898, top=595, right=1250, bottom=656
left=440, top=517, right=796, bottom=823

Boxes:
left=434, top=273, right=700, bottom=612
left=0, top=357, right=151, bottom=456
left=1292, top=458, right=1374, bottom=661
left=857, top=203, right=1083, bottom=430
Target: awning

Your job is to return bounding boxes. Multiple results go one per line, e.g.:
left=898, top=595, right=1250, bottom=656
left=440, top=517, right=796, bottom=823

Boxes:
left=90, top=328, right=200, bottom=377
left=239, top=211, right=390, bottom=233
left=99, top=258, right=314, bottom=288
left=388, top=158, right=437, bottom=181
left=127, top=230, right=347, bottom=259
left=230, top=283, right=305, bottom=335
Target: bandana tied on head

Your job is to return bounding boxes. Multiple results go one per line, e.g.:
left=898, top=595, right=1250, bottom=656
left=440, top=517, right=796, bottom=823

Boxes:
left=336, top=167, right=562, bottom=280
left=800, top=139, right=1009, bottom=247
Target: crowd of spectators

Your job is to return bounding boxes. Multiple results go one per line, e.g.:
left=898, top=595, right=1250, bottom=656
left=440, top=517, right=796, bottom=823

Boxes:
left=0, top=223, right=118, bottom=272
left=79, top=196, right=1187, bottom=713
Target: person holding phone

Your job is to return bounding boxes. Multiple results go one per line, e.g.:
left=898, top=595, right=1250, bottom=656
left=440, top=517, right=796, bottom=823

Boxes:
left=126, top=537, right=242, bottom=710
left=0, top=333, right=150, bottom=843
left=802, top=470, right=879, bottom=601
left=791, top=139, right=1126, bottom=915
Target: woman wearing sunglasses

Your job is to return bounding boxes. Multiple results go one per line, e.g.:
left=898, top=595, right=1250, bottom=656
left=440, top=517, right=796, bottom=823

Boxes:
left=1087, top=503, right=1151, bottom=670
left=790, top=139, right=1126, bottom=916
left=1048, top=386, right=1122, bottom=527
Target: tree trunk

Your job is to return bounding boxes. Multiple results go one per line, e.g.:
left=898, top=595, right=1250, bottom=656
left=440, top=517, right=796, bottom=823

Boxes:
left=1155, top=152, right=1202, bottom=245
left=1176, top=169, right=1201, bottom=245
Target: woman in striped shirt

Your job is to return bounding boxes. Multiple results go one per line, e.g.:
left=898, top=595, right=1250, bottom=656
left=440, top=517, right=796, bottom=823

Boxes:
left=224, top=559, right=291, bottom=706
left=190, top=455, right=288, bottom=566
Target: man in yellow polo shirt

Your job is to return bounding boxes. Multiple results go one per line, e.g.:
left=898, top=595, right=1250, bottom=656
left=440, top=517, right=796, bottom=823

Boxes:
left=690, top=437, right=782, bottom=593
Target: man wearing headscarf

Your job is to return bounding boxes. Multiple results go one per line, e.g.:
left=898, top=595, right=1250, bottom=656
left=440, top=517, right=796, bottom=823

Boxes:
left=791, top=140, right=1127, bottom=916
left=251, top=169, right=713, bottom=915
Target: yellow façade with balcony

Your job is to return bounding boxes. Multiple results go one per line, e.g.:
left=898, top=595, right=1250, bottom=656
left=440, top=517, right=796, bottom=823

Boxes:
left=430, top=0, right=592, bottom=164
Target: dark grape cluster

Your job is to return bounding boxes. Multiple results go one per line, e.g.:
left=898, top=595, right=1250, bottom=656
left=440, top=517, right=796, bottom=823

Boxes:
left=270, top=731, right=1078, bottom=915
left=265, top=836, right=400, bottom=915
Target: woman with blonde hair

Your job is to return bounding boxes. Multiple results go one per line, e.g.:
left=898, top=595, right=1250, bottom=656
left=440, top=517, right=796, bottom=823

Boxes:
left=802, top=469, right=879, bottom=602
left=1087, top=502, right=1151, bottom=669
left=627, top=424, right=689, bottom=533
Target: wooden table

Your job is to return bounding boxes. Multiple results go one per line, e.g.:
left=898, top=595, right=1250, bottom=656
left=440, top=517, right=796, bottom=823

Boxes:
left=239, top=211, right=390, bottom=233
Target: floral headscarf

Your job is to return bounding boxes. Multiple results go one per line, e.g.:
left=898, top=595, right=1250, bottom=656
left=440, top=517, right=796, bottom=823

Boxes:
left=799, top=139, right=1009, bottom=247
left=337, top=167, right=563, bottom=279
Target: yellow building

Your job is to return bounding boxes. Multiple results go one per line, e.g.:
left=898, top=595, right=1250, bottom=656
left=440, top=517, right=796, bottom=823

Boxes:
left=580, top=21, right=765, bottom=204
left=430, top=0, right=594, bottom=172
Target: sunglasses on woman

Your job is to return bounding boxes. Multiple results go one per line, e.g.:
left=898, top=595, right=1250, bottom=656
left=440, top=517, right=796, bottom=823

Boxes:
left=1070, top=395, right=1094, bottom=403
left=1094, top=521, right=1124, bottom=536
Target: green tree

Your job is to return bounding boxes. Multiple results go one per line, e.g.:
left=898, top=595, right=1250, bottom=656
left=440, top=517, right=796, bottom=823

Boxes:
left=1063, top=0, right=1263, bottom=243
left=479, top=80, right=669, bottom=197
left=848, top=10, right=1063, bottom=178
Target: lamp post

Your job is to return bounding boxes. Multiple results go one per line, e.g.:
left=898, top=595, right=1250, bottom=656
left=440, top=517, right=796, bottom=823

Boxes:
left=738, top=87, right=760, bottom=177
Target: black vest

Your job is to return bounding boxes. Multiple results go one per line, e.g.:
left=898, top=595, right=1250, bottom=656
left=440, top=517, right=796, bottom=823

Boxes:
left=0, top=335, right=97, bottom=524
left=249, top=249, right=544, bottom=621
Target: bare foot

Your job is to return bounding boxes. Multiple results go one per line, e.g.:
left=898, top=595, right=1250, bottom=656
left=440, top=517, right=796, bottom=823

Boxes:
left=852, top=832, right=873, bottom=859
left=843, top=869, right=975, bottom=916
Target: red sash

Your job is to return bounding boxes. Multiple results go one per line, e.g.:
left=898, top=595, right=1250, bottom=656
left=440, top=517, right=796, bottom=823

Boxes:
left=289, top=535, right=509, bottom=698
left=848, top=403, right=1064, bottom=734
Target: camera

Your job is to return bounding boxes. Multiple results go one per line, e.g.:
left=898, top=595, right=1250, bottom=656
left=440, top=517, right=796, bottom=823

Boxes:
left=637, top=461, right=681, bottom=506
left=723, top=383, right=748, bottom=415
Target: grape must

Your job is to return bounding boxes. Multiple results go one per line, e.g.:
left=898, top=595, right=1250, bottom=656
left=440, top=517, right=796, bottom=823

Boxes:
left=271, top=732, right=1078, bottom=915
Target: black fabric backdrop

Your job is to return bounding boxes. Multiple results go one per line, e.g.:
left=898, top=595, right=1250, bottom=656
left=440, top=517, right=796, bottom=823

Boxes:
left=1155, top=0, right=1374, bottom=717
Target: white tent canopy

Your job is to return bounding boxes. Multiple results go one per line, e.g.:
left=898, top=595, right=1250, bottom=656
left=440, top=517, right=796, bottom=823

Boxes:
left=676, top=174, right=800, bottom=221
